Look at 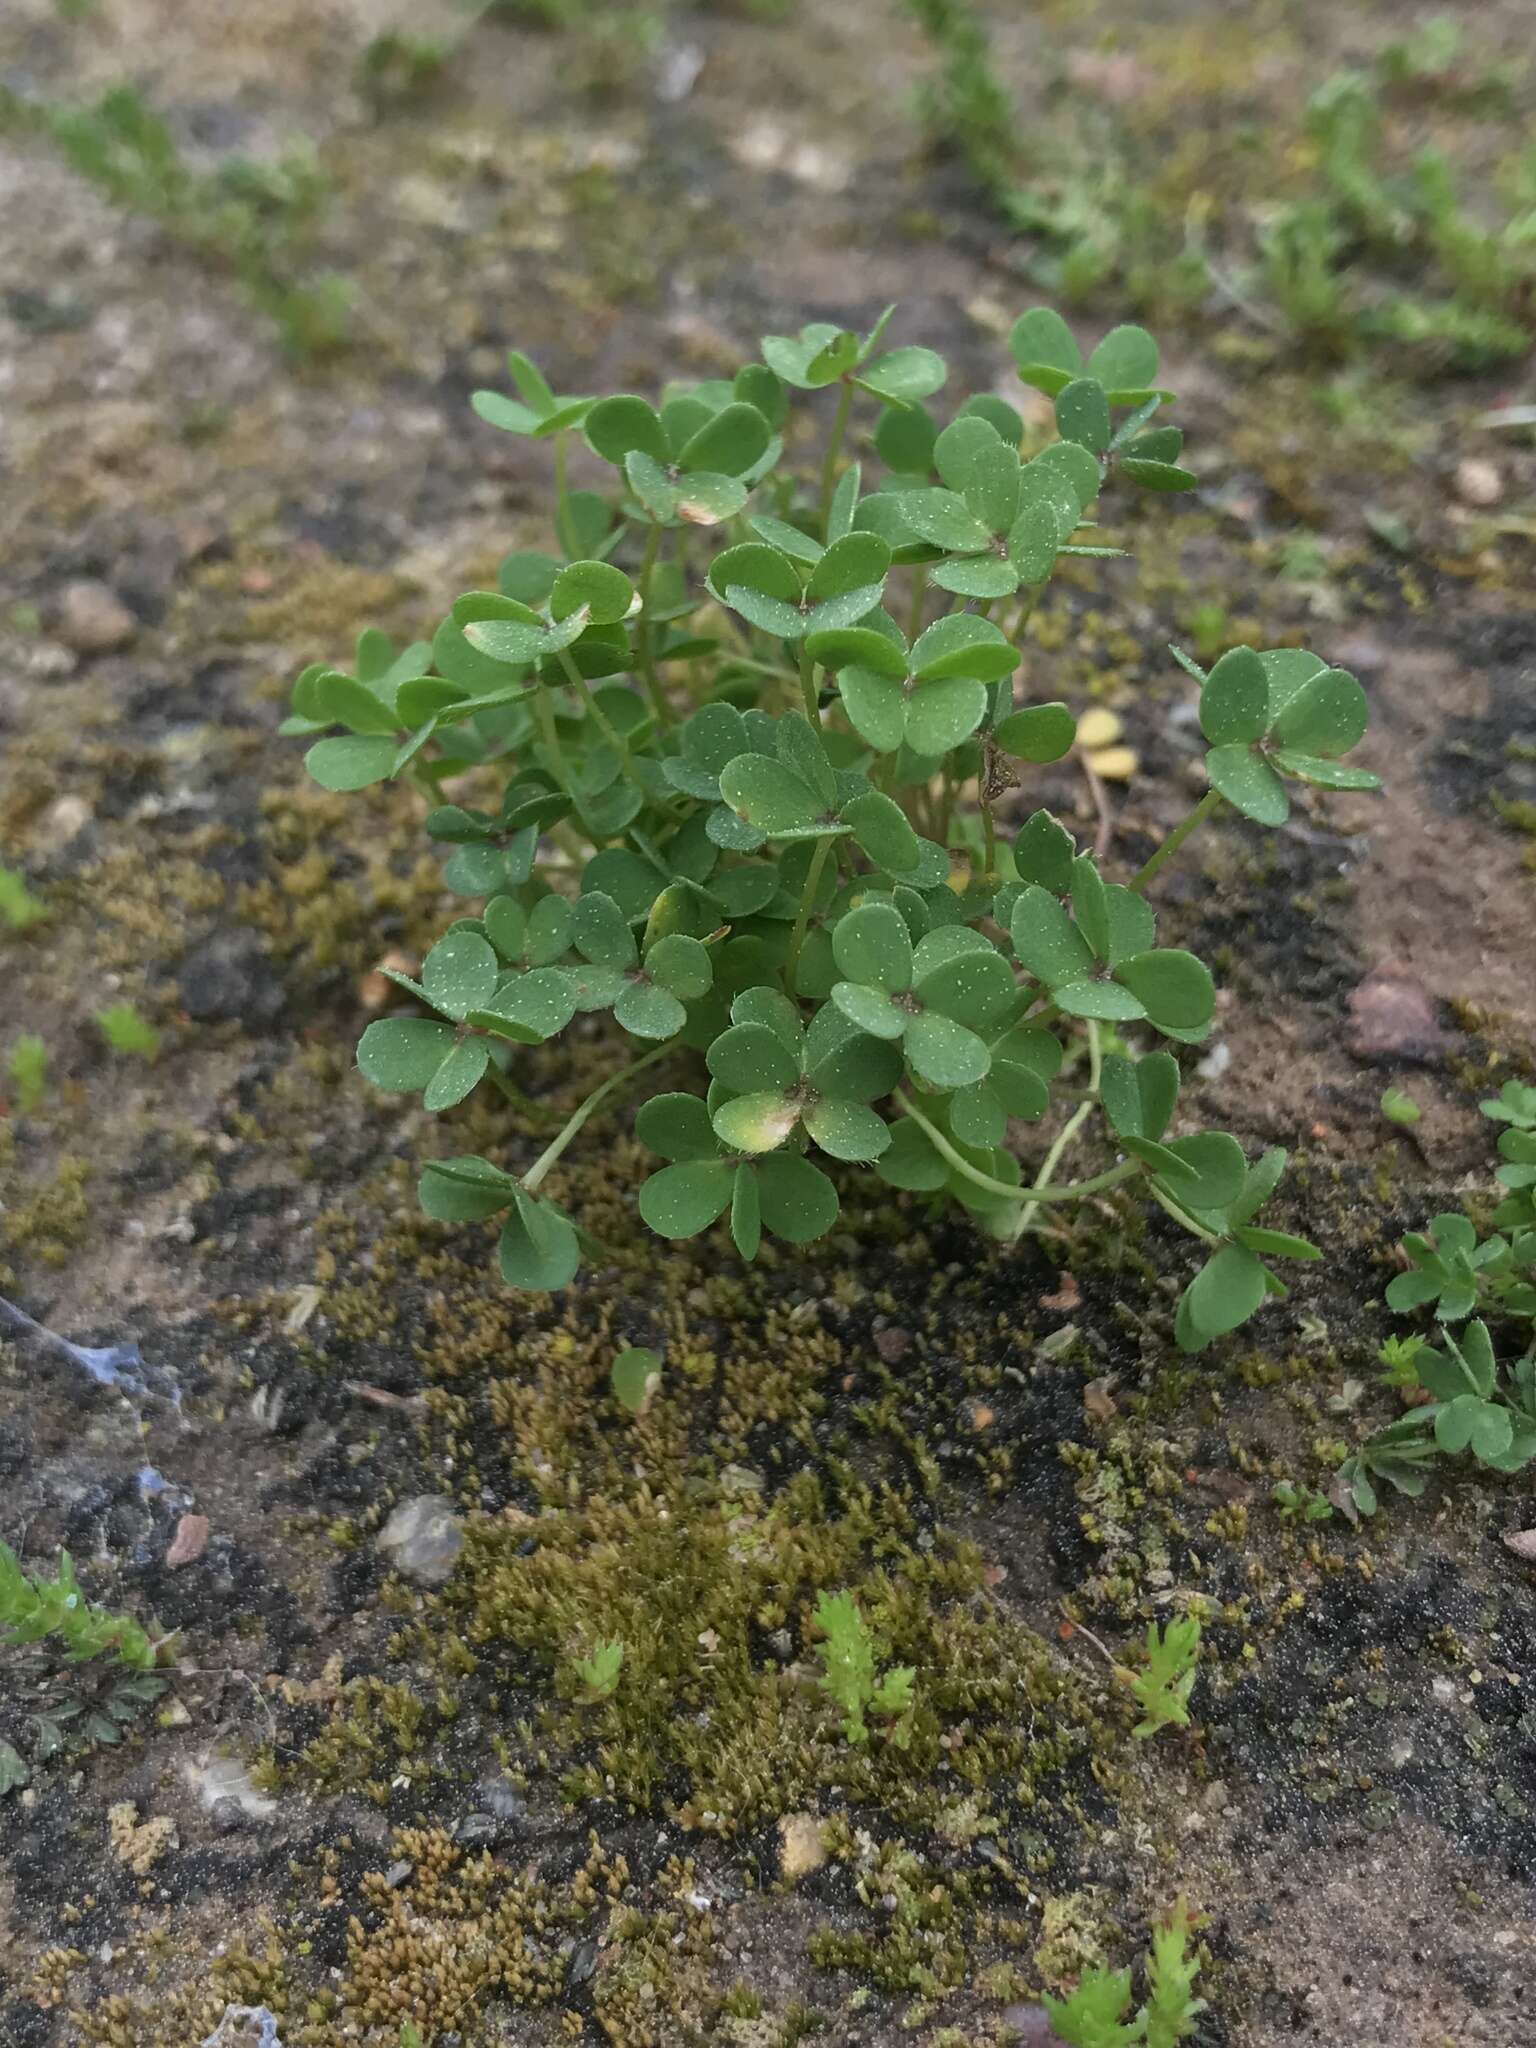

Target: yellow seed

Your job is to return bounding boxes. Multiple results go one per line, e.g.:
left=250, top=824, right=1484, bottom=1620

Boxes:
left=1075, top=706, right=1124, bottom=751
left=1085, top=745, right=1139, bottom=783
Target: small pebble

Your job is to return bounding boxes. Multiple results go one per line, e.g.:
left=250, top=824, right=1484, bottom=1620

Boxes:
left=377, top=1495, right=464, bottom=1586
left=1454, top=457, right=1502, bottom=508
left=56, top=579, right=137, bottom=654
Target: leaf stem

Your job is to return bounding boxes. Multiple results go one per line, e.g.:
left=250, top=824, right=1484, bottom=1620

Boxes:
left=907, top=566, right=928, bottom=644
left=553, top=431, right=573, bottom=558
left=532, top=683, right=571, bottom=790
left=555, top=646, right=633, bottom=765
left=784, top=836, right=834, bottom=997
left=1130, top=788, right=1223, bottom=895
left=485, top=1061, right=561, bottom=1128
left=1147, top=1181, right=1221, bottom=1245
left=1009, top=1021, right=1102, bottom=1241
left=893, top=1087, right=1140, bottom=1207
left=635, top=520, right=673, bottom=729
left=522, top=1042, right=674, bottom=1193
left=819, top=379, right=855, bottom=536
left=1008, top=587, right=1040, bottom=648
left=798, top=642, right=819, bottom=723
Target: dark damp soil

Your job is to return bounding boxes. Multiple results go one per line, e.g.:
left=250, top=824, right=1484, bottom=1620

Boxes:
left=3, top=3, right=1536, bottom=2045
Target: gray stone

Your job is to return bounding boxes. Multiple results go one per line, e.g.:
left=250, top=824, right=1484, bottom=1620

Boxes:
left=56, top=579, right=137, bottom=654
left=377, top=1495, right=463, bottom=1586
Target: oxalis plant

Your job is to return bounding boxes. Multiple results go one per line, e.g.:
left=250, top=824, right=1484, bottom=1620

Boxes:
left=289, top=306, right=1379, bottom=1350
left=1337, top=1081, right=1536, bottom=1513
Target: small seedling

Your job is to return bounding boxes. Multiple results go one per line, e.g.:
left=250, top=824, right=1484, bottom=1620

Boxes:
left=1044, top=1896, right=1205, bottom=2047
left=1123, top=1615, right=1200, bottom=1737
left=1381, top=1085, right=1421, bottom=1126
left=1338, top=1093, right=1536, bottom=1514
left=810, top=1589, right=915, bottom=1746
left=1271, top=1479, right=1333, bottom=1523
left=1376, top=1334, right=1431, bottom=1387
left=901, top=2, right=1534, bottom=375
left=18, top=84, right=349, bottom=358
left=1, top=1544, right=167, bottom=1789
left=6, top=1034, right=48, bottom=1113
left=302, top=307, right=1374, bottom=1354
left=0, top=866, right=47, bottom=932
left=355, top=32, right=452, bottom=108
left=96, top=1003, right=160, bottom=1061
left=572, top=1638, right=624, bottom=1701
left=611, top=1345, right=662, bottom=1414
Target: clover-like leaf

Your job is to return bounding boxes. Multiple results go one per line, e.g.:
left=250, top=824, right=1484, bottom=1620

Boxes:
left=993, top=704, right=1076, bottom=763
left=1199, top=647, right=1269, bottom=746
left=1179, top=1243, right=1271, bottom=1348
left=499, top=1187, right=580, bottom=1291
left=1009, top=307, right=1083, bottom=396
left=418, top=1155, right=522, bottom=1223
left=1086, top=323, right=1159, bottom=399
left=1055, top=378, right=1111, bottom=454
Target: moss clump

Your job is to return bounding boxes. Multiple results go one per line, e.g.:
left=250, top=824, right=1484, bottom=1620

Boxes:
left=0, top=1153, right=91, bottom=1285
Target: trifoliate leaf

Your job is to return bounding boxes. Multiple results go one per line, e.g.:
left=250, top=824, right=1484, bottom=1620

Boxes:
left=905, top=676, right=990, bottom=755
left=718, top=755, right=825, bottom=836
left=1055, top=378, right=1112, bottom=454
left=1199, top=646, right=1269, bottom=746
left=614, top=978, right=686, bottom=1040
left=422, top=930, right=500, bottom=1019
left=1121, top=457, right=1197, bottom=491
left=708, top=1022, right=801, bottom=1093
left=676, top=401, right=771, bottom=477
left=585, top=394, right=668, bottom=466
left=635, top=1092, right=719, bottom=1162
left=712, top=1090, right=800, bottom=1154
left=1204, top=744, right=1289, bottom=825
left=833, top=902, right=914, bottom=990
left=499, top=1190, right=580, bottom=1290
left=1270, top=666, right=1368, bottom=757
left=805, top=1098, right=889, bottom=1162
left=899, top=488, right=994, bottom=554
left=1114, top=950, right=1215, bottom=1033
left=423, top=1037, right=491, bottom=1110
left=1086, top=321, right=1159, bottom=395
left=306, top=735, right=399, bottom=791
left=807, top=626, right=908, bottom=679
left=905, top=1011, right=989, bottom=1088
left=841, top=789, right=921, bottom=874
left=1011, top=809, right=1076, bottom=892
left=858, top=345, right=948, bottom=404
left=551, top=559, right=634, bottom=626
left=573, top=890, right=640, bottom=967
left=1009, top=306, right=1083, bottom=395
left=419, top=1156, right=520, bottom=1223
left=1180, top=1243, right=1271, bottom=1344
left=358, top=1017, right=456, bottom=1092
left=754, top=1154, right=839, bottom=1242
left=639, top=1159, right=734, bottom=1236
left=645, top=933, right=711, bottom=1001
left=1011, top=887, right=1095, bottom=987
